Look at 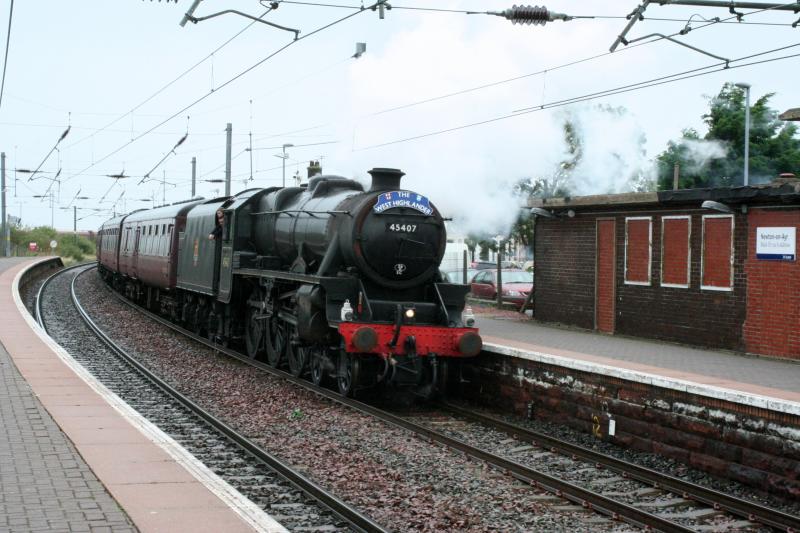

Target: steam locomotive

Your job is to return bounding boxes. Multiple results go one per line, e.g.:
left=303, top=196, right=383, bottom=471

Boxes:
left=96, top=167, right=482, bottom=397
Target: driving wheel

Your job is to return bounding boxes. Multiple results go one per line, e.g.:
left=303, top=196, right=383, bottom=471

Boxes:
left=266, top=317, right=287, bottom=367
left=287, top=334, right=308, bottom=377
left=244, top=307, right=263, bottom=359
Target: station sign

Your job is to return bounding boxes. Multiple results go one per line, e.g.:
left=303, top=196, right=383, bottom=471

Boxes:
left=756, top=227, right=796, bottom=261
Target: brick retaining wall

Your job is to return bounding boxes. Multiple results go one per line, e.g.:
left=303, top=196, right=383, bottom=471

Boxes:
left=461, top=352, right=800, bottom=500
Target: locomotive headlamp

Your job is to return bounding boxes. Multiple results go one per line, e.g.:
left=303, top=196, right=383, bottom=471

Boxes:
left=402, top=305, right=416, bottom=324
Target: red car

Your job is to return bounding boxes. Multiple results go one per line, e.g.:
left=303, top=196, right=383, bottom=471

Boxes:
left=470, top=269, right=533, bottom=308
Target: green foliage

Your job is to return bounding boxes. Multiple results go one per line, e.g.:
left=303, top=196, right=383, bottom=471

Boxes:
left=9, top=224, right=95, bottom=261
left=657, top=83, right=800, bottom=189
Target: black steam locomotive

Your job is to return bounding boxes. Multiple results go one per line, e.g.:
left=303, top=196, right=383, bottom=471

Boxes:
left=97, top=167, right=482, bottom=396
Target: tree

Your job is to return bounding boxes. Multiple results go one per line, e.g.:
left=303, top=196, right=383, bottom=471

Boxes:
left=657, top=83, right=800, bottom=189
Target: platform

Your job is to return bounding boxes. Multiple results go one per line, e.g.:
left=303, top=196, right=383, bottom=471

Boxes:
left=476, top=312, right=800, bottom=413
left=0, top=258, right=284, bottom=533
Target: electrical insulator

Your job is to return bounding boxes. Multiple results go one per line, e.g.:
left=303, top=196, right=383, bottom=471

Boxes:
left=487, top=5, right=570, bottom=26
left=501, top=5, right=550, bottom=25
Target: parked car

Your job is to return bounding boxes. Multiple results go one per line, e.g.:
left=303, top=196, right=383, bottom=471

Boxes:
left=443, top=268, right=480, bottom=284
left=471, top=260, right=517, bottom=270
left=470, top=269, right=534, bottom=309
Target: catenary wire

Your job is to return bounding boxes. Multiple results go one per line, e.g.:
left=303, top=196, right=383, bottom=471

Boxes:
left=45, top=1, right=798, bottom=202
left=64, top=1, right=384, bottom=186
left=278, top=1, right=475, bottom=13
left=364, top=1, right=798, bottom=119
left=64, top=6, right=276, bottom=151
left=354, top=43, right=800, bottom=151
left=277, top=0, right=800, bottom=23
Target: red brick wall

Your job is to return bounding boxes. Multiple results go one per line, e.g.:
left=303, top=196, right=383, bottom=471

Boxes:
left=535, top=208, right=747, bottom=350
left=661, top=217, right=690, bottom=286
left=744, top=209, right=800, bottom=359
left=533, top=217, right=597, bottom=330
left=702, top=216, right=734, bottom=289
left=596, top=219, right=615, bottom=333
left=625, top=218, right=651, bottom=284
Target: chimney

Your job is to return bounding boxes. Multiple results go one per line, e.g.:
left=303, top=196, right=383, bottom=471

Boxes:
left=368, top=168, right=404, bottom=192
left=307, top=160, right=322, bottom=179
left=673, top=162, right=680, bottom=190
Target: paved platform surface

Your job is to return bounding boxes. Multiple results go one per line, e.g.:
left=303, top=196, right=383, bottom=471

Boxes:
left=0, top=258, right=136, bottom=532
left=0, top=258, right=272, bottom=533
left=0, top=340, right=136, bottom=533
left=476, top=313, right=800, bottom=405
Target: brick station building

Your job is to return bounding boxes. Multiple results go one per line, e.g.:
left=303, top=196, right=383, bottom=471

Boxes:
left=529, top=177, right=800, bottom=360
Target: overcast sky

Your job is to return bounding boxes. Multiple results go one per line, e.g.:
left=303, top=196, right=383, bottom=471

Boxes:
left=0, top=0, right=798, bottom=234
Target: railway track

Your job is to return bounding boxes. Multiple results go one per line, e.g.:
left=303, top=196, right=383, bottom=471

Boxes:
left=36, top=264, right=386, bottom=533
left=434, top=404, right=800, bottom=532
left=85, top=265, right=800, bottom=533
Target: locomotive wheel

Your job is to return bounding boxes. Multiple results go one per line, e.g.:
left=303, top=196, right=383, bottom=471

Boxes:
left=310, top=349, right=325, bottom=386
left=288, top=342, right=308, bottom=378
left=206, top=311, right=229, bottom=347
left=266, top=318, right=287, bottom=367
left=206, top=311, right=219, bottom=342
left=337, top=352, right=359, bottom=397
left=193, top=305, right=206, bottom=336
left=244, top=308, right=263, bottom=359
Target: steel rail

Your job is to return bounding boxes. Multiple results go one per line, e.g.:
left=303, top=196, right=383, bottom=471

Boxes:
left=59, top=266, right=388, bottom=533
left=96, top=271, right=696, bottom=533
left=442, top=402, right=800, bottom=533
left=34, top=262, right=94, bottom=327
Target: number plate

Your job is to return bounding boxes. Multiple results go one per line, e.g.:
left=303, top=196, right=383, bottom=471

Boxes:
left=386, top=223, right=418, bottom=233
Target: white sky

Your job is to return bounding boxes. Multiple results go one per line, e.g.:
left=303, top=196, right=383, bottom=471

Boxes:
left=0, top=0, right=798, bottom=233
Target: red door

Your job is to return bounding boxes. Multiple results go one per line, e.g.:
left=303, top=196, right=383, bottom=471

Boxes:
left=596, top=219, right=616, bottom=333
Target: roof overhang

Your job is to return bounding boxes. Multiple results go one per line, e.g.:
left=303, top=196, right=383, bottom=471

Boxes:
left=779, top=108, right=800, bottom=121
left=527, top=185, right=800, bottom=212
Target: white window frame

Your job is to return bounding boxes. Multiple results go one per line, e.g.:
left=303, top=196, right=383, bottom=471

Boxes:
left=624, top=216, right=652, bottom=286
left=701, top=214, right=734, bottom=292
left=660, top=215, right=691, bottom=289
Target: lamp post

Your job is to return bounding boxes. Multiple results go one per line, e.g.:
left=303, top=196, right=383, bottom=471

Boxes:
left=734, top=82, right=751, bottom=186
left=280, top=143, right=293, bottom=187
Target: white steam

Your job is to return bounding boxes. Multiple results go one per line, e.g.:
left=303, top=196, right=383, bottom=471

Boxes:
left=564, top=105, right=656, bottom=196
left=678, top=138, right=728, bottom=174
